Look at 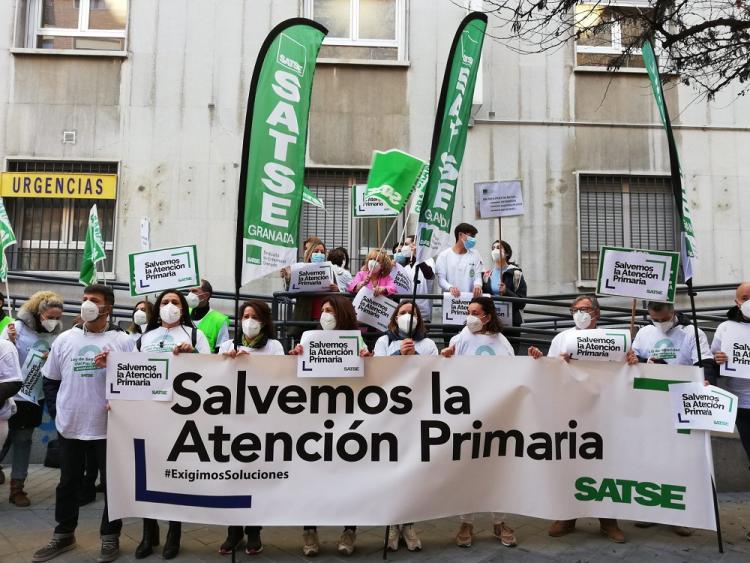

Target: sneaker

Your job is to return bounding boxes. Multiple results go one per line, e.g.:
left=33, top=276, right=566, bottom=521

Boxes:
left=245, top=528, right=263, bottom=556
left=97, top=535, right=120, bottom=563
left=599, top=519, right=625, bottom=543
left=337, top=529, right=356, bottom=556
left=302, top=529, right=319, bottom=557
left=455, top=522, right=473, bottom=548
left=671, top=526, right=692, bottom=537
left=634, top=521, right=657, bottom=528
left=219, top=527, right=244, bottom=555
left=32, top=534, right=76, bottom=562
left=548, top=520, right=576, bottom=537
left=387, top=526, right=400, bottom=552
left=402, top=524, right=422, bottom=552
left=493, top=522, right=517, bottom=547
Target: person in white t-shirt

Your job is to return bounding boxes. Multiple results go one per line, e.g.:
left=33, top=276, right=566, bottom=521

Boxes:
left=125, top=299, right=153, bottom=343
left=33, top=285, right=134, bottom=563
left=0, top=339, right=23, bottom=462
left=440, top=297, right=516, bottom=548
left=217, top=299, right=283, bottom=557
left=435, top=223, right=484, bottom=298
left=528, top=294, right=636, bottom=543
left=131, top=289, right=209, bottom=560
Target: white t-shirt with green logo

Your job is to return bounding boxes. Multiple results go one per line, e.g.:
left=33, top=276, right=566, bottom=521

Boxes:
left=449, top=327, right=514, bottom=357
left=0, top=339, right=22, bottom=420
left=138, top=325, right=210, bottom=354
left=632, top=323, right=712, bottom=365
left=42, top=326, right=134, bottom=440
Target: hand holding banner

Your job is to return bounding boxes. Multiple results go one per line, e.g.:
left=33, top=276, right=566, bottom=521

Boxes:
left=288, top=262, right=334, bottom=293
left=352, top=286, right=397, bottom=331
left=297, top=330, right=363, bottom=378
left=566, top=329, right=632, bottom=362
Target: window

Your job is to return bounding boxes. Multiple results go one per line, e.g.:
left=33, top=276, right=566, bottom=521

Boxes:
left=23, top=0, right=128, bottom=52
left=302, top=169, right=406, bottom=273
left=305, top=0, right=407, bottom=62
left=575, top=2, right=652, bottom=69
left=578, top=174, right=679, bottom=280
left=2, top=160, right=117, bottom=273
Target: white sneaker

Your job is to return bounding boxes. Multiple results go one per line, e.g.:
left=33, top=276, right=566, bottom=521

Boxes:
left=302, top=530, right=319, bottom=557
left=337, top=529, right=356, bottom=556
left=387, top=526, right=400, bottom=552
left=402, top=524, right=422, bottom=552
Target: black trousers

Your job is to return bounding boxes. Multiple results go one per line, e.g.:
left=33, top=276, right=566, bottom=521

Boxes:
left=54, top=435, right=121, bottom=536
left=735, top=408, right=750, bottom=465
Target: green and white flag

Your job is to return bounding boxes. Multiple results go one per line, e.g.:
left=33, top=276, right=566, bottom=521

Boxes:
left=365, top=149, right=426, bottom=213
left=415, top=13, right=487, bottom=263
left=409, top=164, right=429, bottom=216
left=0, top=198, right=17, bottom=282
left=642, top=40, right=696, bottom=281
left=79, top=204, right=106, bottom=286
left=235, top=19, right=327, bottom=288
left=302, top=186, right=326, bottom=211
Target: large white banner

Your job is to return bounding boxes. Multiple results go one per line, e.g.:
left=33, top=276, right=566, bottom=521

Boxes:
left=107, top=354, right=716, bottom=529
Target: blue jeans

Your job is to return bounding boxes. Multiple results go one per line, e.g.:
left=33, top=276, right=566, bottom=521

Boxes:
left=0, top=426, right=34, bottom=480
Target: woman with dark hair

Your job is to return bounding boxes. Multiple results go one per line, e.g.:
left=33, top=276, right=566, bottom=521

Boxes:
left=328, top=247, right=353, bottom=292
left=482, top=240, right=527, bottom=352
left=441, top=296, right=517, bottom=549
left=126, top=300, right=154, bottom=342
left=289, top=294, right=367, bottom=557
left=215, top=300, right=282, bottom=556
left=133, top=289, right=209, bottom=560
left=373, top=301, right=437, bottom=357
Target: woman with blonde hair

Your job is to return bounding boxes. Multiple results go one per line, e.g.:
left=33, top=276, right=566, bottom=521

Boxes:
left=347, top=249, right=397, bottom=297
left=0, top=290, right=64, bottom=507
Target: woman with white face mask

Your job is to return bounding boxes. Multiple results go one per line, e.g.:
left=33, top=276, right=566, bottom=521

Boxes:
left=481, top=240, right=527, bottom=352
left=216, top=300, right=283, bottom=556
left=126, top=300, right=154, bottom=342
left=133, top=289, right=209, bottom=560
left=288, top=295, right=367, bottom=556
left=0, top=290, right=64, bottom=507
left=373, top=301, right=437, bottom=357
left=440, top=297, right=517, bottom=548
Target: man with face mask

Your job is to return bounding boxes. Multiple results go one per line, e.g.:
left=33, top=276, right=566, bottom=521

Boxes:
left=33, top=285, right=133, bottom=563
left=187, top=279, right=229, bottom=353
left=435, top=223, right=484, bottom=299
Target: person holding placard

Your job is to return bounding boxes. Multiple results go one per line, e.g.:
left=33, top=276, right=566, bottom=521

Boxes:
left=347, top=249, right=397, bottom=297
left=132, top=289, right=210, bottom=560
left=435, top=223, right=484, bottom=299
left=33, top=285, right=133, bottom=563
left=126, top=300, right=153, bottom=343
left=328, top=247, right=353, bottom=293
left=440, top=297, right=517, bottom=548
left=528, top=294, right=634, bottom=543
left=0, top=291, right=64, bottom=508
left=400, top=235, right=435, bottom=321
left=712, top=283, right=750, bottom=497
left=186, top=279, right=230, bottom=353
left=482, top=240, right=527, bottom=352
left=216, top=300, right=282, bottom=556
left=288, top=295, right=367, bottom=557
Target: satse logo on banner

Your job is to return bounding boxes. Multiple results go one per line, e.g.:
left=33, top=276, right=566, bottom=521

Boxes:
left=669, top=382, right=738, bottom=432
left=298, top=330, right=363, bottom=378
left=288, top=262, right=334, bottom=293
left=596, top=246, right=679, bottom=303
left=107, top=357, right=172, bottom=401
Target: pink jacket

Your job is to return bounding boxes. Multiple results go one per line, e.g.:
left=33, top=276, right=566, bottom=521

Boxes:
left=347, top=270, right=397, bottom=295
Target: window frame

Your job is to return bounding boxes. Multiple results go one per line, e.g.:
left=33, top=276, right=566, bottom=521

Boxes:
left=24, top=0, right=128, bottom=53
left=575, top=171, right=679, bottom=285
left=574, top=1, right=652, bottom=64
left=304, top=0, right=408, bottom=63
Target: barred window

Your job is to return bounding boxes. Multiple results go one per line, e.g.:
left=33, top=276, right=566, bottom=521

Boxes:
left=3, top=160, right=117, bottom=273
left=579, top=174, right=679, bottom=280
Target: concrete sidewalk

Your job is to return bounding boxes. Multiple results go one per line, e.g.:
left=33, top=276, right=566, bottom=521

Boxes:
left=2, top=466, right=750, bottom=562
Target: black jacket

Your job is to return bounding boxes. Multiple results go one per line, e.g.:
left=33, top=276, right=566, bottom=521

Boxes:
left=482, top=264, right=527, bottom=326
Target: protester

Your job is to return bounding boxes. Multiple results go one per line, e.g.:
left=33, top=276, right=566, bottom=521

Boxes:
left=187, top=279, right=229, bottom=352
left=33, top=285, right=133, bottom=563
left=712, top=282, right=750, bottom=541
left=400, top=235, right=435, bottom=321
left=0, top=338, right=23, bottom=502
left=528, top=294, right=636, bottom=543
left=0, top=291, right=64, bottom=508
left=482, top=240, right=527, bottom=352
left=289, top=295, right=367, bottom=556
left=347, top=249, right=397, bottom=296
left=440, top=296, right=516, bottom=547
left=631, top=300, right=715, bottom=537
left=126, top=300, right=153, bottom=342
left=435, top=223, right=484, bottom=298
left=328, top=247, right=353, bottom=293
left=133, top=289, right=210, bottom=560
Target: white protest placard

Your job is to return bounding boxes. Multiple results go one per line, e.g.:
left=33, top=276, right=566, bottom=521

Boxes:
left=719, top=322, right=750, bottom=379
left=596, top=246, right=679, bottom=303
left=566, top=329, right=631, bottom=362
left=17, top=349, right=47, bottom=404
left=129, top=245, right=200, bottom=297
left=352, top=184, right=398, bottom=217
left=106, top=356, right=173, bottom=401
left=288, top=262, right=334, bottom=293
left=443, top=292, right=494, bottom=325
left=391, top=262, right=413, bottom=295
left=494, top=301, right=511, bottom=326
left=669, top=382, right=738, bottom=433
left=352, top=286, right=397, bottom=331
left=474, top=180, right=524, bottom=219
left=298, top=330, right=364, bottom=378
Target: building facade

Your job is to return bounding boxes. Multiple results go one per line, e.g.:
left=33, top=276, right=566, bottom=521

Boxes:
left=0, top=0, right=748, bottom=303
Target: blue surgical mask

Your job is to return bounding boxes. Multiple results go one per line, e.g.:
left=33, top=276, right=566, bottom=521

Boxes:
left=394, top=252, right=408, bottom=266
left=464, top=236, right=476, bottom=250
left=311, top=252, right=325, bottom=263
